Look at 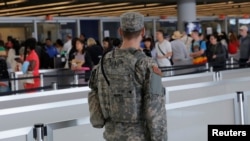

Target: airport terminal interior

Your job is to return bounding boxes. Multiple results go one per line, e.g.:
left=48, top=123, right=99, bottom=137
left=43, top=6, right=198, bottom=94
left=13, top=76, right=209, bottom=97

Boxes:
left=0, top=0, right=250, bottom=141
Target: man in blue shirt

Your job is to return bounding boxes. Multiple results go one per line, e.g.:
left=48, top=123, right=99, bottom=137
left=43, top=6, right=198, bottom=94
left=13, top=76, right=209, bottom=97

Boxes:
left=45, top=38, right=58, bottom=58
left=190, top=30, right=207, bottom=58
left=44, top=38, right=58, bottom=68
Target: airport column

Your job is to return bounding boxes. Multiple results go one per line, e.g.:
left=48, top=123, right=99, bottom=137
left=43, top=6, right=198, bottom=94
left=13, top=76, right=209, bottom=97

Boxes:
left=177, top=0, right=197, bottom=32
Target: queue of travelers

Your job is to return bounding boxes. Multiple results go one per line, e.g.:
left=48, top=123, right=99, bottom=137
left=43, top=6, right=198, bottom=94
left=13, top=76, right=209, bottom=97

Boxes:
left=0, top=24, right=250, bottom=93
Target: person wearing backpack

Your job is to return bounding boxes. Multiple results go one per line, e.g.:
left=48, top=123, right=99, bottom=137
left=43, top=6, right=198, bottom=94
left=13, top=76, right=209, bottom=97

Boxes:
left=88, top=12, right=167, bottom=141
left=190, top=30, right=207, bottom=64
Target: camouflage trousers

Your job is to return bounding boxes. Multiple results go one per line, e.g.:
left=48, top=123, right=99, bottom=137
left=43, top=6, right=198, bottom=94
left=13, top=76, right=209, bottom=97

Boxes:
left=103, top=121, right=167, bottom=141
left=103, top=121, right=148, bottom=141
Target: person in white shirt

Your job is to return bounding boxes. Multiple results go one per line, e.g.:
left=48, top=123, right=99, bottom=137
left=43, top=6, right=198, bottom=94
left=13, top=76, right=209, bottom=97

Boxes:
left=62, top=34, right=72, bottom=68
left=63, top=34, right=72, bottom=54
left=155, top=30, right=172, bottom=76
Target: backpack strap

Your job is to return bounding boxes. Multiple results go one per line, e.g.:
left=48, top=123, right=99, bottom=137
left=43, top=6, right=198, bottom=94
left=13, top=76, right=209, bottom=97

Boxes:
left=100, top=49, right=145, bottom=86
left=100, top=49, right=113, bottom=86
left=191, top=39, right=195, bottom=52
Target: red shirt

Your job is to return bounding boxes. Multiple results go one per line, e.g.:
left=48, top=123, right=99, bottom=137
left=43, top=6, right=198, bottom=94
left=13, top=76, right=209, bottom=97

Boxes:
left=24, top=50, right=40, bottom=90
left=26, top=50, right=40, bottom=76
left=228, top=40, right=239, bottom=54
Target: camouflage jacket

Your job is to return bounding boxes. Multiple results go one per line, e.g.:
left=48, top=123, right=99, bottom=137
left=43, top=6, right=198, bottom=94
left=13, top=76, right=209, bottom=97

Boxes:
left=88, top=47, right=167, bottom=141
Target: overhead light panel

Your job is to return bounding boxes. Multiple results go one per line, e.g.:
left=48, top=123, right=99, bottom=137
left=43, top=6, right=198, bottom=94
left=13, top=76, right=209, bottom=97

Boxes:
left=3, top=2, right=130, bottom=16
left=0, top=1, right=72, bottom=13
left=0, top=0, right=27, bottom=6
left=62, top=3, right=162, bottom=16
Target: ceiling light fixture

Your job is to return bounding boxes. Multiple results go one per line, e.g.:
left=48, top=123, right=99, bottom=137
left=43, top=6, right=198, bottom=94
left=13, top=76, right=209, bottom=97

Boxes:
left=1, top=2, right=130, bottom=16
left=0, top=0, right=27, bottom=6
left=0, top=1, right=72, bottom=13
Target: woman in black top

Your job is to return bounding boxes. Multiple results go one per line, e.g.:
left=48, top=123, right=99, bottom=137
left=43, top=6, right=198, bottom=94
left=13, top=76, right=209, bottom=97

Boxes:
left=102, top=37, right=113, bottom=53
left=143, top=37, right=154, bottom=57
left=71, top=38, right=93, bottom=82
left=206, top=33, right=227, bottom=71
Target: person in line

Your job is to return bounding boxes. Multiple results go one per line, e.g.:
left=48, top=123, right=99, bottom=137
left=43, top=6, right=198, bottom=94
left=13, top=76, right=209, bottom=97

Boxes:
left=238, top=25, right=250, bottom=67
left=206, top=33, right=227, bottom=71
left=6, top=38, right=17, bottom=71
left=102, top=37, right=113, bottom=53
left=0, top=40, right=9, bottom=93
left=55, top=39, right=64, bottom=55
left=62, top=34, right=72, bottom=54
left=228, top=31, right=239, bottom=55
left=219, top=31, right=229, bottom=50
left=70, top=38, right=92, bottom=82
left=79, top=33, right=87, bottom=48
left=155, top=29, right=173, bottom=76
left=67, top=37, right=78, bottom=69
left=0, top=40, right=6, bottom=57
left=143, top=37, right=154, bottom=57
left=23, top=38, right=40, bottom=91
left=88, top=12, right=167, bottom=141
left=85, top=37, right=103, bottom=66
left=44, top=38, right=58, bottom=68
left=190, top=30, right=207, bottom=59
left=112, top=38, right=121, bottom=48
left=170, top=31, right=189, bottom=66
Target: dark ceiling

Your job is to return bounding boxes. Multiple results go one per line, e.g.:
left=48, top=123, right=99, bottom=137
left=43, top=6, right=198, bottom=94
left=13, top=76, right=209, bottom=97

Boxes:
left=0, top=0, right=249, bottom=17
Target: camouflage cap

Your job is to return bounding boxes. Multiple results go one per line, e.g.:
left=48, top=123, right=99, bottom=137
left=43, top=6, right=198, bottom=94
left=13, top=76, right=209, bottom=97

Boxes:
left=120, top=12, right=144, bottom=32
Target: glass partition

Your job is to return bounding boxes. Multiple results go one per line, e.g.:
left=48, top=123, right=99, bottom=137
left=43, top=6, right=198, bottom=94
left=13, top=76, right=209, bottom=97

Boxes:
left=103, top=21, right=120, bottom=38
left=200, top=20, right=226, bottom=35
left=228, top=18, right=238, bottom=34
left=0, top=23, right=34, bottom=43
left=37, top=23, right=60, bottom=43
left=156, top=21, right=177, bottom=36
left=144, top=21, right=154, bottom=38
left=238, top=19, right=250, bottom=31
left=37, top=22, right=76, bottom=44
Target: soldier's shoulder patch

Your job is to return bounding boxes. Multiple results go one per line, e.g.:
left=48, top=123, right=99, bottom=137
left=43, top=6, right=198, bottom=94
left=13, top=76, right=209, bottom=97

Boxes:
left=152, top=65, right=163, bottom=76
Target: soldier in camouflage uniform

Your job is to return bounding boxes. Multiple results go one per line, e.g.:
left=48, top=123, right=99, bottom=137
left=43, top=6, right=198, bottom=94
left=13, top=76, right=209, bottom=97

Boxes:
left=88, top=12, right=167, bottom=141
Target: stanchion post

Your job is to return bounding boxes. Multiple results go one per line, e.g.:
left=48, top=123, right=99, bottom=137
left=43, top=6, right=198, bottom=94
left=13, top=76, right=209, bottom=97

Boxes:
left=205, top=63, right=209, bottom=72
left=237, top=91, right=245, bottom=125
left=213, top=72, right=217, bottom=81
left=10, top=72, right=16, bottom=92
left=170, top=67, right=174, bottom=76
left=209, top=66, right=213, bottom=72
left=74, top=73, right=79, bottom=87
left=52, top=82, right=57, bottom=90
left=40, top=73, right=44, bottom=92
left=226, top=60, right=229, bottom=69
left=14, top=73, right=19, bottom=94
left=230, top=57, right=234, bottom=69
left=33, top=123, right=47, bottom=141
left=218, top=71, right=222, bottom=81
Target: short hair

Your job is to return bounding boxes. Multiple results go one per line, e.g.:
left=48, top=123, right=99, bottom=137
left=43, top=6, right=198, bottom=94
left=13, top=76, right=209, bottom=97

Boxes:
left=46, top=38, right=51, bottom=41
left=122, top=30, right=142, bottom=40
left=112, top=38, right=121, bottom=47
left=192, top=29, right=200, bottom=34
left=25, top=38, right=37, bottom=50
left=143, top=37, right=154, bottom=50
left=56, top=39, right=64, bottom=47
left=157, top=29, right=165, bottom=36
left=87, top=38, right=97, bottom=47
left=210, top=33, right=219, bottom=40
